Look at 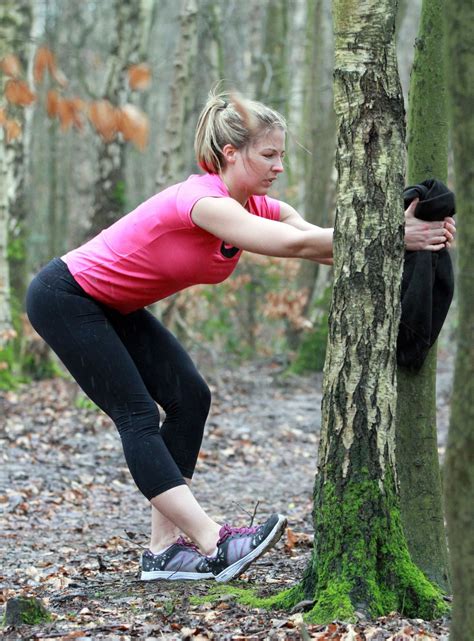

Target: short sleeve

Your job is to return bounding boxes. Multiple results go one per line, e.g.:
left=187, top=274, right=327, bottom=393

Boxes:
left=175, top=174, right=229, bottom=227
left=248, top=194, right=281, bottom=221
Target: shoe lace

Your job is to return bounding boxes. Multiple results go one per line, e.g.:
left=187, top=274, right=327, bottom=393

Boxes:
left=176, top=535, right=200, bottom=552
left=218, top=523, right=259, bottom=544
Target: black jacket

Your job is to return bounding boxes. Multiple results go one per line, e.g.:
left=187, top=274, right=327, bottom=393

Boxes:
left=397, top=179, right=455, bottom=371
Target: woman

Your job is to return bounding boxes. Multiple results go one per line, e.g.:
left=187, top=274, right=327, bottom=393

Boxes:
left=26, top=91, right=455, bottom=583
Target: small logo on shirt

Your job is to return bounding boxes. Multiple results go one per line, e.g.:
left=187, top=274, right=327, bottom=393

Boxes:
left=220, top=242, right=240, bottom=258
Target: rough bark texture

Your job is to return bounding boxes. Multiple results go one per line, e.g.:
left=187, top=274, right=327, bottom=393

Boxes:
left=396, top=0, right=451, bottom=592
left=444, top=1, right=474, bottom=638
left=0, top=0, right=32, bottom=346
left=291, top=0, right=447, bottom=622
left=155, top=0, right=198, bottom=191
left=89, top=0, right=142, bottom=236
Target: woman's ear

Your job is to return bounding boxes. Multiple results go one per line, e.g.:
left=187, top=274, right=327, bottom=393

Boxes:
left=222, top=143, right=237, bottom=165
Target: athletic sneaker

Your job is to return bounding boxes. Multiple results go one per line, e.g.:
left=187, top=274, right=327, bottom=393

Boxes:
left=208, top=513, right=287, bottom=583
left=140, top=536, right=214, bottom=581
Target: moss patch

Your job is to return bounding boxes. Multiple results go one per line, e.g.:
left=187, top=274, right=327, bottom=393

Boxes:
left=190, top=583, right=303, bottom=611
left=300, top=473, right=449, bottom=623
left=3, top=597, right=52, bottom=626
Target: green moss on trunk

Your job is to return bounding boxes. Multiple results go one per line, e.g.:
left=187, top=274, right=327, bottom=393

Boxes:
left=299, top=472, right=447, bottom=623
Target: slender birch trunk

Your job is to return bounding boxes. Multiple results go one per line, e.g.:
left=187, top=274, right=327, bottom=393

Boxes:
left=277, top=0, right=447, bottom=622
left=89, top=0, right=143, bottom=236
left=0, top=0, right=32, bottom=349
left=155, top=0, right=198, bottom=191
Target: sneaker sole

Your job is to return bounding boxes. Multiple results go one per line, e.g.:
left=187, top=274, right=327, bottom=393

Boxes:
left=141, top=570, right=214, bottom=581
left=214, top=514, right=287, bottom=583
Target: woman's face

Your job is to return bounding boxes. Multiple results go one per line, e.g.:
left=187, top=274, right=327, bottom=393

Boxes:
left=222, top=127, right=286, bottom=202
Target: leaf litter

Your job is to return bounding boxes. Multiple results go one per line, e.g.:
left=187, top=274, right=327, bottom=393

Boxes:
left=1, top=355, right=452, bottom=639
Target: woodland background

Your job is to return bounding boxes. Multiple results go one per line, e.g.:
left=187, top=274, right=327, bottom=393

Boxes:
left=1, top=0, right=472, bottom=640
left=0, top=0, right=429, bottom=374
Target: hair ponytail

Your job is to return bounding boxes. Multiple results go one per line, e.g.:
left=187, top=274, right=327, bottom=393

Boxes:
left=194, top=88, right=286, bottom=174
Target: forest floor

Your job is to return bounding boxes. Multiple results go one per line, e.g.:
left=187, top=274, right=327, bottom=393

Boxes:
left=1, top=347, right=454, bottom=640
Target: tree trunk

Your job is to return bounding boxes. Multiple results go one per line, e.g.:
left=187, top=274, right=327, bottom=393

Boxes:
left=444, top=1, right=474, bottom=637
left=395, top=0, right=451, bottom=592
left=155, top=0, right=198, bottom=191
left=290, top=0, right=336, bottom=353
left=0, top=0, right=32, bottom=348
left=294, top=0, right=447, bottom=622
left=89, top=0, right=143, bottom=236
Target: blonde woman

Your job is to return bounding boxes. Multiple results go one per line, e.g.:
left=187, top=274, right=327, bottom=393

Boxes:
left=26, top=91, right=454, bottom=582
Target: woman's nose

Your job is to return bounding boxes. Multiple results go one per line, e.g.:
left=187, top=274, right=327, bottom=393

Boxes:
left=273, top=158, right=284, bottom=173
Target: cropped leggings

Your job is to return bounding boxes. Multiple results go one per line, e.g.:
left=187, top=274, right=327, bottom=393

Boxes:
left=26, top=258, right=211, bottom=500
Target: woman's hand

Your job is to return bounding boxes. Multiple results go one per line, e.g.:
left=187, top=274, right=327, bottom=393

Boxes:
left=404, top=199, right=456, bottom=251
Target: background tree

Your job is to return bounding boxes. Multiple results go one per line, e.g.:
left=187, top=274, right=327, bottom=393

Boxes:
left=155, top=0, right=198, bottom=191
left=282, top=0, right=447, bottom=622
left=89, top=0, right=149, bottom=236
left=0, top=0, right=33, bottom=361
left=444, top=0, right=474, bottom=637
left=395, top=0, right=451, bottom=591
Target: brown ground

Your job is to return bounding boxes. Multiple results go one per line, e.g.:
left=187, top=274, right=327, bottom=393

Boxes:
left=1, top=351, right=453, bottom=640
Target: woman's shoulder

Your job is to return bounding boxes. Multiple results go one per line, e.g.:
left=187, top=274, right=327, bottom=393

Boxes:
left=180, top=172, right=228, bottom=195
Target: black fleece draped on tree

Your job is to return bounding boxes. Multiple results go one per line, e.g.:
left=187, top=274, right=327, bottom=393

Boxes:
left=397, top=179, right=455, bottom=372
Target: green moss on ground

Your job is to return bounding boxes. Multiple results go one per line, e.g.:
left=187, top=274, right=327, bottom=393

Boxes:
left=190, top=584, right=303, bottom=611
left=3, top=597, right=52, bottom=626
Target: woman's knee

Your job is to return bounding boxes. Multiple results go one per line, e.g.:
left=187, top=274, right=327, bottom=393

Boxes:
left=163, top=369, right=211, bottom=423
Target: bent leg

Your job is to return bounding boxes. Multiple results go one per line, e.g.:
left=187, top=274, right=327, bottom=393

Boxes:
left=26, top=261, right=186, bottom=499
left=108, top=308, right=211, bottom=479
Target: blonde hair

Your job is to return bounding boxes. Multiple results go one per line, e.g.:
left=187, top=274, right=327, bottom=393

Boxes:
left=194, top=89, right=287, bottom=174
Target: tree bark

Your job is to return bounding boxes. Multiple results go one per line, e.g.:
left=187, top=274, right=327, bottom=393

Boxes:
left=289, top=0, right=447, bottom=622
left=290, top=0, right=336, bottom=354
left=155, top=0, right=198, bottom=191
left=444, top=0, right=474, bottom=637
left=88, top=0, right=143, bottom=236
left=0, top=0, right=32, bottom=348
left=395, top=0, right=451, bottom=592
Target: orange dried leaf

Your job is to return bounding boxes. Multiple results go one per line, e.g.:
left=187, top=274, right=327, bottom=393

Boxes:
left=34, top=46, right=67, bottom=86
left=127, top=63, right=152, bottom=90
left=117, top=104, right=149, bottom=150
left=0, top=107, right=6, bottom=125
left=56, top=98, right=84, bottom=131
left=88, top=100, right=118, bottom=142
left=286, top=527, right=298, bottom=550
left=34, top=46, right=54, bottom=84
left=46, top=90, right=59, bottom=117
left=4, top=79, right=36, bottom=106
left=0, top=54, right=22, bottom=78
left=4, top=119, right=22, bottom=142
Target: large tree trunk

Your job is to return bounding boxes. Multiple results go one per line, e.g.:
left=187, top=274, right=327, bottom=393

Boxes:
left=444, top=1, right=474, bottom=637
left=294, top=0, right=447, bottom=622
left=0, top=0, right=32, bottom=349
left=395, top=0, right=451, bottom=592
left=88, top=0, right=143, bottom=236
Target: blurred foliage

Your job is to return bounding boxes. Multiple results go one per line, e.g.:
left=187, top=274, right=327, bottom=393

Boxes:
left=164, top=254, right=316, bottom=361
left=289, top=285, right=332, bottom=374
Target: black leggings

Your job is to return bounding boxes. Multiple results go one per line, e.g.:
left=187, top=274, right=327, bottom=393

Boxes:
left=26, top=258, right=211, bottom=500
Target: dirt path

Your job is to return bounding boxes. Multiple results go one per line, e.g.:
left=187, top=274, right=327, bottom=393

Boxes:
left=1, top=356, right=452, bottom=639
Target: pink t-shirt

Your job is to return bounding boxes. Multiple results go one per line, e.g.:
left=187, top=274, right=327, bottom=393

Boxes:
left=62, top=173, right=280, bottom=314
